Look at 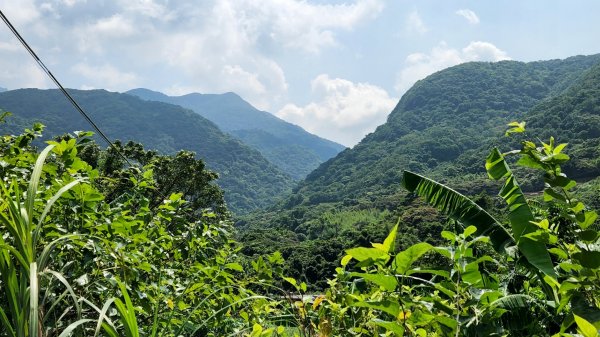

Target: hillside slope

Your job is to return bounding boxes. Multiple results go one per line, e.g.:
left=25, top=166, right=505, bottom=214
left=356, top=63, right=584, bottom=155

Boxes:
left=238, top=54, right=600, bottom=287
left=525, top=62, right=600, bottom=179
left=288, top=54, right=600, bottom=208
left=126, top=89, right=346, bottom=180
left=0, top=88, right=294, bottom=214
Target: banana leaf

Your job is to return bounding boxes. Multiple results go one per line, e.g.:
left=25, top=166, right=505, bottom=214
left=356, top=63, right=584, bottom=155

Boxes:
left=402, top=170, right=514, bottom=253
left=486, top=148, right=556, bottom=278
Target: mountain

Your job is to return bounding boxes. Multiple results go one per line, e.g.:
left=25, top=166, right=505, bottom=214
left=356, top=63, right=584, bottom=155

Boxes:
left=0, top=88, right=294, bottom=214
left=238, top=54, right=600, bottom=287
left=525, top=61, right=600, bottom=179
left=126, top=88, right=346, bottom=180
left=0, top=87, right=6, bottom=92
left=284, top=54, right=600, bottom=208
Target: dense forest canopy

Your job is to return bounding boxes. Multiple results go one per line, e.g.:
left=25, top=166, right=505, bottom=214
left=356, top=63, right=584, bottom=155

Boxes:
left=2, top=117, right=600, bottom=336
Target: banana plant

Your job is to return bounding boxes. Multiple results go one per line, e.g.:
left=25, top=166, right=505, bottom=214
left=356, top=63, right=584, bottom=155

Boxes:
left=402, top=146, right=555, bottom=278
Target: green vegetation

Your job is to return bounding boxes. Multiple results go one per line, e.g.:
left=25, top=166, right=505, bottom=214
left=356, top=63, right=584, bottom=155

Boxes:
left=239, top=54, right=600, bottom=284
left=127, top=88, right=345, bottom=180
left=0, top=88, right=294, bottom=214
left=2, top=118, right=599, bottom=336
left=3, top=53, right=600, bottom=336
left=0, top=122, right=296, bottom=336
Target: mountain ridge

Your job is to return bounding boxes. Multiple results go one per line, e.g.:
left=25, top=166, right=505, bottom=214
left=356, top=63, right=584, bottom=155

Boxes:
left=237, top=53, right=600, bottom=286
left=127, top=88, right=346, bottom=180
left=0, top=88, right=294, bottom=214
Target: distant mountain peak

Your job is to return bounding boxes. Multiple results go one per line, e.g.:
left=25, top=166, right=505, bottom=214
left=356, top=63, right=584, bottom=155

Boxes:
left=126, top=88, right=169, bottom=101
left=0, top=88, right=294, bottom=214
left=127, top=88, right=346, bottom=180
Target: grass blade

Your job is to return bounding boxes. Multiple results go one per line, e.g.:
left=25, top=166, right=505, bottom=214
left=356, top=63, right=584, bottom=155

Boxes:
left=37, top=234, right=80, bottom=271
left=56, top=319, right=94, bottom=337
left=93, top=298, right=117, bottom=337
left=33, top=179, right=83, bottom=247
left=29, top=262, right=39, bottom=337
left=0, top=306, right=16, bottom=337
left=26, top=145, right=55, bottom=226
left=43, top=269, right=83, bottom=321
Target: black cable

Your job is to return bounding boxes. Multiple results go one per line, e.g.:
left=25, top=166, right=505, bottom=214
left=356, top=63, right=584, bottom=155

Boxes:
left=0, top=9, right=180, bottom=208
left=0, top=9, right=133, bottom=167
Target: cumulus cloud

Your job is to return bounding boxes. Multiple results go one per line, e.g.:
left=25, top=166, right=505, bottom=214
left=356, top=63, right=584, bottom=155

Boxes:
left=455, top=9, right=480, bottom=25
left=395, top=41, right=510, bottom=94
left=89, top=14, right=136, bottom=37
left=0, top=0, right=40, bottom=25
left=406, top=10, right=428, bottom=35
left=72, top=63, right=139, bottom=90
left=0, top=0, right=383, bottom=110
left=276, top=74, right=397, bottom=146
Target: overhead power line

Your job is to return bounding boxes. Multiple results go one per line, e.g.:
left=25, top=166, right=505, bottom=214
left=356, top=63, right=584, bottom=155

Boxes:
left=0, top=9, right=133, bottom=166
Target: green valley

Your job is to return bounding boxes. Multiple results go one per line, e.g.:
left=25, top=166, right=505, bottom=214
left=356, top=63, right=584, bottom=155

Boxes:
left=2, top=53, right=600, bottom=337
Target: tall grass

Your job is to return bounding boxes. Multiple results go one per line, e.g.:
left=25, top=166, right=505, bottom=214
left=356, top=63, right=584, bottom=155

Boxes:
left=0, top=145, right=87, bottom=337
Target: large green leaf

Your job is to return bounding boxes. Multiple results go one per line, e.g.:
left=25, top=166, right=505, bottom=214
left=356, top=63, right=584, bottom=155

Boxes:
left=371, top=319, right=405, bottom=335
left=572, top=251, right=600, bottom=269
left=489, top=294, right=533, bottom=310
left=574, top=314, right=599, bottom=337
left=486, top=148, right=556, bottom=278
left=402, top=171, right=513, bottom=253
left=346, top=247, right=389, bottom=262
left=392, top=242, right=434, bottom=274
left=350, top=272, right=397, bottom=292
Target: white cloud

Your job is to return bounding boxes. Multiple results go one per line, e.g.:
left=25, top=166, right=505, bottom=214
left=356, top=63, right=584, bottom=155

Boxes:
left=72, top=63, right=139, bottom=90
left=89, top=14, right=135, bottom=37
left=406, top=10, right=428, bottom=35
left=117, top=0, right=171, bottom=19
left=456, top=9, right=480, bottom=25
left=395, top=41, right=510, bottom=94
left=0, top=0, right=384, bottom=110
left=276, top=74, right=397, bottom=146
left=0, top=60, right=50, bottom=89
left=262, top=0, right=384, bottom=53
left=0, top=0, right=40, bottom=25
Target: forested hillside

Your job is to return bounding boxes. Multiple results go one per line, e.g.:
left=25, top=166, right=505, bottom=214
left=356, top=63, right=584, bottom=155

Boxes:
left=293, top=54, right=600, bottom=206
left=525, top=62, right=600, bottom=179
left=127, top=88, right=346, bottom=180
left=0, top=88, right=294, bottom=213
left=239, top=54, right=600, bottom=286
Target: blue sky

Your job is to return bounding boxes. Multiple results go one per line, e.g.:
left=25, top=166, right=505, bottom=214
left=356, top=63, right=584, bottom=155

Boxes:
left=0, top=1, right=599, bottom=146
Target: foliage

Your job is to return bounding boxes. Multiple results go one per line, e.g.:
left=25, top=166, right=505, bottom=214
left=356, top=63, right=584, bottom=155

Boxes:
left=0, top=124, right=293, bottom=336
left=239, top=54, right=600, bottom=286
left=289, top=54, right=600, bottom=208
left=295, top=124, right=600, bottom=336
left=0, top=89, right=294, bottom=214
left=4, top=55, right=600, bottom=337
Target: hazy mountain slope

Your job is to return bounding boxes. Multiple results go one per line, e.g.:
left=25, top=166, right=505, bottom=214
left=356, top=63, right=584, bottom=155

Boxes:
left=0, top=88, right=294, bottom=214
left=126, top=88, right=346, bottom=180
